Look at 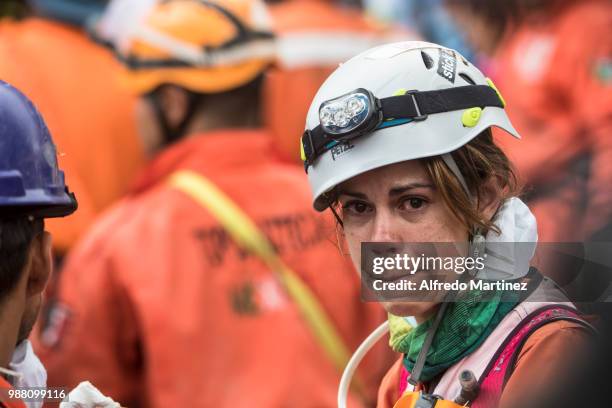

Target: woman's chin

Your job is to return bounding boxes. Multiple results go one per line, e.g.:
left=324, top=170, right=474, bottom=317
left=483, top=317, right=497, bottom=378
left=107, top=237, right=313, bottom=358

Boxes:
left=382, top=301, right=440, bottom=320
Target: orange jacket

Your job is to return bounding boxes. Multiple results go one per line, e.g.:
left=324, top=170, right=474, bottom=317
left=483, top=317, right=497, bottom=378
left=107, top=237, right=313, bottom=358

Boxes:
left=492, top=0, right=612, bottom=241
left=0, top=377, right=25, bottom=408
left=0, top=18, right=145, bottom=253
left=264, top=0, right=412, bottom=163
left=34, top=130, right=392, bottom=407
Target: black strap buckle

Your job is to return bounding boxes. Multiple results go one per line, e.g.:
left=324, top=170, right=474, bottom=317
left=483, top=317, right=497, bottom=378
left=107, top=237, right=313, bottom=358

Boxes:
left=406, top=90, right=428, bottom=121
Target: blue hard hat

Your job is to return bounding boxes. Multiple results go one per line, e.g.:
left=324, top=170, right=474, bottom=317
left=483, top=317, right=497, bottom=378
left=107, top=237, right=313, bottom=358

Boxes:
left=0, top=81, right=77, bottom=218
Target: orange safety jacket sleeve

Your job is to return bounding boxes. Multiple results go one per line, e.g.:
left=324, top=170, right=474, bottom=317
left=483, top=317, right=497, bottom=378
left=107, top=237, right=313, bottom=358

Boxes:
left=499, top=321, right=592, bottom=408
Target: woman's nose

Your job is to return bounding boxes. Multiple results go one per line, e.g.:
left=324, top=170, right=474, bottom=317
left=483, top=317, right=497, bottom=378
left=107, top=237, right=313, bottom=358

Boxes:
left=370, top=210, right=401, bottom=243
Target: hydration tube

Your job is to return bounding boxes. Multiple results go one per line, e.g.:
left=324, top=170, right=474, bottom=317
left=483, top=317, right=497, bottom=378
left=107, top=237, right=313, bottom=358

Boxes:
left=338, top=317, right=417, bottom=408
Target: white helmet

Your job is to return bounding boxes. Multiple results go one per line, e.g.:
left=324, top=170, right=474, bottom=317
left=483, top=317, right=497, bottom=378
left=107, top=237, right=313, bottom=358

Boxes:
left=302, top=41, right=520, bottom=211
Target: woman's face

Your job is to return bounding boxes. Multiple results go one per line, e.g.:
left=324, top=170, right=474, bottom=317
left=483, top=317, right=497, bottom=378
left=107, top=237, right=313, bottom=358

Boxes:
left=336, top=160, right=469, bottom=319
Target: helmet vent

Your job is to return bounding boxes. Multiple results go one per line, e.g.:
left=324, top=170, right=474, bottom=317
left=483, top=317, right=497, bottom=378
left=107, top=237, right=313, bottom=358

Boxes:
left=459, top=73, right=476, bottom=85
left=420, top=51, right=434, bottom=69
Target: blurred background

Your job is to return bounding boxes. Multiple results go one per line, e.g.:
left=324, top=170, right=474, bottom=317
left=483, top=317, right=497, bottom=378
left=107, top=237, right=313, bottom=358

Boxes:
left=2, top=0, right=609, bottom=257
left=0, top=0, right=610, bottom=407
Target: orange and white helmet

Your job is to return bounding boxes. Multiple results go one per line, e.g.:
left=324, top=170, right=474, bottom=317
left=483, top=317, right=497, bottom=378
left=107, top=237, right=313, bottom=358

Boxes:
left=93, top=0, right=275, bottom=94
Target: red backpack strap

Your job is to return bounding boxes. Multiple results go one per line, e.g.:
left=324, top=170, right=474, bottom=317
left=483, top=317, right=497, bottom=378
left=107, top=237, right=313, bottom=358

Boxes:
left=472, top=305, right=592, bottom=408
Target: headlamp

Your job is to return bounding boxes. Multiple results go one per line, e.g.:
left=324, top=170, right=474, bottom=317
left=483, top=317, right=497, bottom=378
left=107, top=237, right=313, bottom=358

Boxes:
left=301, top=84, right=505, bottom=170
left=318, top=89, right=382, bottom=141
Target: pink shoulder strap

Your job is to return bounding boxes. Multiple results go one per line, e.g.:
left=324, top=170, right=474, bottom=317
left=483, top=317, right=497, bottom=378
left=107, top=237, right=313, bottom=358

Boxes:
left=472, top=306, right=583, bottom=408
left=396, top=306, right=586, bottom=406
left=398, top=365, right=410, bottom=396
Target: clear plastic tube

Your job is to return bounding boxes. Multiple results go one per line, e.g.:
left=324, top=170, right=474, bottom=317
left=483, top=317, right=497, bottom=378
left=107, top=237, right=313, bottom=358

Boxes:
left=338, top=317, right=416, bottom=408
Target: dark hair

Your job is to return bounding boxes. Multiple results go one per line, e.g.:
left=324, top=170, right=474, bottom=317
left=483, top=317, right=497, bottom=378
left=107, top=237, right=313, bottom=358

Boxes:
left=196, top=73, right=264, bottom=126
left=0, top=217, right=43, bottom=303
left=147, top=74, right=265, bottom=145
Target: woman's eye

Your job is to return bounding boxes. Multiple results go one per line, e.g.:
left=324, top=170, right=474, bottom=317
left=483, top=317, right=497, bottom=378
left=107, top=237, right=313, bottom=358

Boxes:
left=342, top=201, right=372, bottom=215
left=401, top=197, right=427, bottom=210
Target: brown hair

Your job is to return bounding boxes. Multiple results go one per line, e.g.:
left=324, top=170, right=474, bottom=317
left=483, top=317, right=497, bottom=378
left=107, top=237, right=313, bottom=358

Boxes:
left=422, top=128, right=520, bottom=235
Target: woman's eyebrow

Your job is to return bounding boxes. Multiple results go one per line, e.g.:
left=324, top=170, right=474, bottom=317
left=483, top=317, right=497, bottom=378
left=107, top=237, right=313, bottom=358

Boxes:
left=389, top=183, right=434, bottom=196
left=337, top=191, right=368, bottom=199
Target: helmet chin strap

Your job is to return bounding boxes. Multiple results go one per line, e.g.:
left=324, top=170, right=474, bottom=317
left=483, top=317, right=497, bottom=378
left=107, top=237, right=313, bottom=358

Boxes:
left=441, top=152, right=486, bottom=258
left=441, top=153, right=471, bottom=199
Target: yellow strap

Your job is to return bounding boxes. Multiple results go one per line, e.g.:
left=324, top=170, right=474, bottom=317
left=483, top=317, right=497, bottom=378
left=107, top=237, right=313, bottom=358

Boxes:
left=168, top=170, right=351, bottom=372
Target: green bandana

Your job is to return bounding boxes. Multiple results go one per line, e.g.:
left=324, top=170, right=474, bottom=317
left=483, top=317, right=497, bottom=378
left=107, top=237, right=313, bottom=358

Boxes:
left=389, top=290, right=519, bottom=383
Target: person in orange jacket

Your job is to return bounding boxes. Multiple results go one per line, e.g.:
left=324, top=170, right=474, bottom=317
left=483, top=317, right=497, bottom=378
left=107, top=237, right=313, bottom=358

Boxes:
left=444, top=0, right=612, bottom=245
left=0, top=2, right=145, bottom=256
left=263, top=0, right=413, bottom=163
left=34, top=1, right=392, bottom=407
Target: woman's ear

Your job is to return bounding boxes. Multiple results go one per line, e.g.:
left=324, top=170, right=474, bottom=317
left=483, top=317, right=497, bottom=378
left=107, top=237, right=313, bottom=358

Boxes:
left=26, top=231, right=52, bottom=298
